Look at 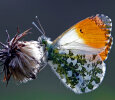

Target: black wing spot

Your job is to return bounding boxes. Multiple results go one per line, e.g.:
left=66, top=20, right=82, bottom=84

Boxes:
left=80, top=29, right=83, bottom=33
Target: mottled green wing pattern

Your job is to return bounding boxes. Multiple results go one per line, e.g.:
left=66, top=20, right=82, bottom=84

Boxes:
left=48, top=48, right=106, bottom=94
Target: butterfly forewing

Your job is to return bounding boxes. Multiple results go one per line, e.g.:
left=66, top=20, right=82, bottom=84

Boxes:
left=52, top=14, right=112, bottom=60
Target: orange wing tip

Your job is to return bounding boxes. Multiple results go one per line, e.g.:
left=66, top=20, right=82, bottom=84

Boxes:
left=99, top=36, right=113, bottom=61
left=75, top=14, right=112, bottom=49
left=90, top=14, right=112, bottom=32
left=96, top=14, right=113, bottom=61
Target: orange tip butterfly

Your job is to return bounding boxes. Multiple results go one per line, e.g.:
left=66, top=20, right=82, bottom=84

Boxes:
left=0, top=14, right=113, bottom=94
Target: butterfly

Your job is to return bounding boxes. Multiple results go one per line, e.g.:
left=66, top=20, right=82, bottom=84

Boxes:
left=0, top=14, right=113, bottom=94
left=38, top=14, right=113, bottom=93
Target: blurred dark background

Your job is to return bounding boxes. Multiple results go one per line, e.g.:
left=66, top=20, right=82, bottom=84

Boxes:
left=0, top=0, right=115, bottom=100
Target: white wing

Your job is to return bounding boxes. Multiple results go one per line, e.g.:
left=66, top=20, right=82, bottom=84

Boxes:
left=48, top=49, right=106, bottom=94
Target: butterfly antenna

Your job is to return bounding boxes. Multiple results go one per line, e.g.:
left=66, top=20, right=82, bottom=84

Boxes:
left=35, top=16, right=46, bottom=35
left=32, top=21, right=44, bottom=36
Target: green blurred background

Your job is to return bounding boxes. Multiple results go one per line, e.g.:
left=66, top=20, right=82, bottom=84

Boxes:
left=0, top=0, right=115, bottom=100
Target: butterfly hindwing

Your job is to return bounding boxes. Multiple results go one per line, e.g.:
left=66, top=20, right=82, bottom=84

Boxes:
left=48, top=48, right=106, bottom=93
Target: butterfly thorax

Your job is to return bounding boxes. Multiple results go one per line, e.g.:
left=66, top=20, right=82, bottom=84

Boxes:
left=38, top=35, right=53, bottom=58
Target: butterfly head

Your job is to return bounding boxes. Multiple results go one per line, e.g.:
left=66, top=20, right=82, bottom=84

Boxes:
left=38, top=35, right=52, bottom=47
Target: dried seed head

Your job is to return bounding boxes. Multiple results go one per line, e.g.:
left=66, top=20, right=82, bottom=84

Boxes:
left=0, top=28, right=46, bottom=85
